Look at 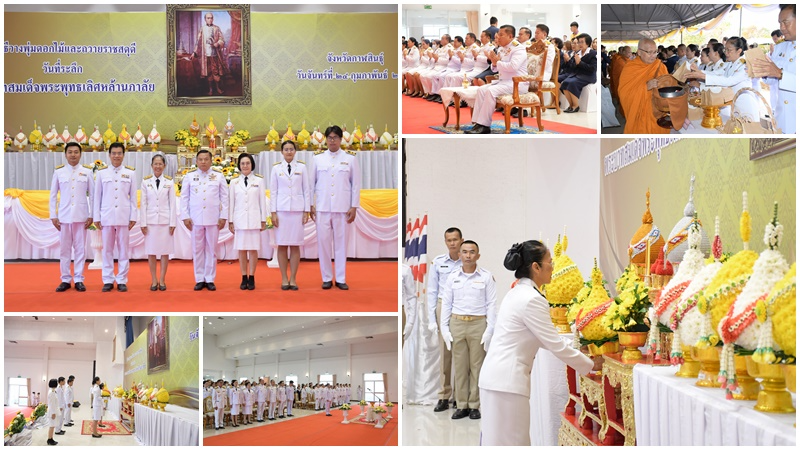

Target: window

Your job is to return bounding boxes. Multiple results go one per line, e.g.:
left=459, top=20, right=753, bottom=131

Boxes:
left=363, top=373, right=386, bottom=403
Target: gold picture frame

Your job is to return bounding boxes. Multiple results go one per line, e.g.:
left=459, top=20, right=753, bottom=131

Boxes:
left=167, top=4, right=252, bottom=106
left=147, top=316, right=170, bottom=374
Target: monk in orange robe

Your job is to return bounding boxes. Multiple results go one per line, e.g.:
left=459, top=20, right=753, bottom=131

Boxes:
left=618, top=38, right=669, bottom=134
left=609, top=46, right=632, bottom=100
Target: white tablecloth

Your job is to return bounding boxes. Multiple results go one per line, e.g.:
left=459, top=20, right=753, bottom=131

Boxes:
left=4, top=150, right=397, bottom=190
left=633, top=364, right=796, bottom=446
left=134, top=403, right=199, bottom=446
left=440, top=86, right=480, bottom=109
left=529, top=332, right=572, bottom=446
left=673, top=106, right=732, bottom=134
left=106, top=397, right=122, bottom=421
left=4, top=194, right=398, bottom=260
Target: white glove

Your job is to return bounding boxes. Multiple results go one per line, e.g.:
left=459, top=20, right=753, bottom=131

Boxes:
left=403, top=323, right=413, bottom=338
left=428, top=322, right=438, bottom=334
left=441, top=328, right=453, bottom=351
left=480, top=330, right=493, bottom=352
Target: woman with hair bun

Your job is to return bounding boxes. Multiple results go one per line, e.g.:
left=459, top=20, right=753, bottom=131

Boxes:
left=478, top=240, right=600, bottom=446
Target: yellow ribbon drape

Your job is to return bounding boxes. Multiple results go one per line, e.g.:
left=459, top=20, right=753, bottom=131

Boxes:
left=5, top=189, right=398, bottom=219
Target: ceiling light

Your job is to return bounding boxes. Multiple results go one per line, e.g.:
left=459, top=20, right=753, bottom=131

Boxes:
left=104, top=329, right=108, bottom=333
left=208, top=322, right=212, bottom=325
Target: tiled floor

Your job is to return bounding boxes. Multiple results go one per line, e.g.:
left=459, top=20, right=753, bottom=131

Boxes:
left=25, top=406, right=137, bottom=446
left=401, top=404, right=481, bottom=446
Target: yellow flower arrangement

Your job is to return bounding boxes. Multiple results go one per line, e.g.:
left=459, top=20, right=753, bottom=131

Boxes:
left=174, top=129, right=189, bottom=142
left=615, top=264, right=640, bottom=293
left=571, top=259, right=617, bottom=343
left=184, top=135, right=200, bottom=149
left=604, top=282, right=651, bottom=332
left=213, top=157, right=223, bottom=165
left=227, top=135, right=243, bottom=148
left=548, top=234, right=584, bottom=306
left=768, top=263, right=796, bottom=358
left=234, top=129, right=251, bottom=142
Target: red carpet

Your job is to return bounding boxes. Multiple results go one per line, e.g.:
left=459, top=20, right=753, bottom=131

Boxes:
left=204, top=410, right=398, bottom=446
left=402, top=94, right=597, bottom=134
left=4, top=407, right=33, bottom=428
left=4, top=260, right=397, bottom=312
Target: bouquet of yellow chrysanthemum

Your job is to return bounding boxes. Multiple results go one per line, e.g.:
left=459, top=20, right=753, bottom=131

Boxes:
left=569, top=259, right=617, bottom=351
left=548, top=233, right=584, bottom=306
left=184, top=135, right=200, bottom=149
left=605, top=280, right=651, bottom=332
left=227, top=135, right=243, bottom=148
left=234, top=129, right=251, bottom=142
left=174, top=129, right=189, bottom=142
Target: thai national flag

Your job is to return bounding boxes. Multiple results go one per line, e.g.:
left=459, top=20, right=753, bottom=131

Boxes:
left=408, top=218, right=420, bottom=280
left=417, top=215, right=428, bottom=283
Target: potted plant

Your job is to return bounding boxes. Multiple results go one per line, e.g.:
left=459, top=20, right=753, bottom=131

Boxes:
left=604, top=280, right=652, bottom=362
left=339, top=403, right=351, bottom=424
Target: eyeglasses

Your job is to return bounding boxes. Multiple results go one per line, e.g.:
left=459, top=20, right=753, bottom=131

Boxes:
left=326, top=136, right=341, bottom=141
left=640, top=49, right=658, bottom=55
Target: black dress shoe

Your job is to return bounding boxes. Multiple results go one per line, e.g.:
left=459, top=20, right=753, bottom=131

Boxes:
left=289, top=285, right=299, bottom=291
left=92, top=434, right=102, bottom=438
left=247, top=276, right=255, bottom=290
left=63, top=423, right=73, bottom=427
left=322, top=281, right=333, bottom=289
left=47, top=438, right=58, bottom=445
left=206, top=282, right=217, bottom=291
left=433, top=399, right=449, bottom=412
left=150, top=284, right=158, bottom=291
left=194, top=282, right=206, bottom=291
left=469, top=409, right=481, bottom=419
left=564, top=107, right=574, bottom=113
left=56, top=282, right=71, bottom=292
left=159, top=284, right=167, bottom=291
left=571, top=106, right=580, bottom=113
left=281, top=284, right=290, bottom=290
left=460, top=100, right=468, bottom=107
left=117, top=284, right=128, bottom=292
left=451, top=409, right=470, bottom=419
left=335, top=282, right=349, bottom=290
left=240, top=276, right=248, bottom=290
left=511, top=109, right=529, bottom=118
left=102, top=283, right=114, bottom=292
left=509, top=107, right=519, bottom=116
left=55, top=430, right=66, bottom=435
left=466, top=124, right=491, bottom=134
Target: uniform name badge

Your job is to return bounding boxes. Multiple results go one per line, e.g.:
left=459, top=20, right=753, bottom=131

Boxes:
left=78, top=172, right=87, bottom=177
left=472, top=281, right=485, bottom=288
left=121, top=174, right=130, bottom=179
left=340, top=162, right=349, bottom=165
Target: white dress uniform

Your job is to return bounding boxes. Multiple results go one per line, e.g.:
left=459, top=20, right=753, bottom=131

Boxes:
left=94, top=164, right=138, bottom=285
left=402, top=46, right=420, bottom=74
left=410, top=47, right=435, bottom=77
left=286, top=385, right=295, bottom=415
left=345, top=386, right=351, bottom=403
left=472, top=39, right=529, bottom=127
left=49, top=162, right=94, bottom=284
left=257, top=384, right=267, bottom=421
left=244, top=388, right=254, bottom=415
left=91, top=384, right=103, bottom=421
left=55, top=384, right=65, bottom=432
left=444, top=43, right=480, bottom=87
left=47, top=389, right=59, bottom=428
left=312, top=149, right=361, bottom=284
left=324, top=387, right=333, bottom=414
left=230, top=387, right=240, bottom=416
left=180, top=167, right=229, bottom=283
left=277, top=385, right=287, bottom=417
left=402, top=264, right=417, bottom=338
left=427, top=254, right=462, bottom=401
left=64, top=384, right=74, bottom=424
left=228, top=172, right=267, bottom=250
left=431, top=45, right=464, bottom=95
left=440, top=265, right=497, bottom=410
left=212, top=386, right=225, bottom=427
left=704, top=56, right=762, bottom=120
left=268, top=385, right=277, bottom=419
left=478, top=278, right=593, bottom=445
left=270, top=159, right=311, bottom=246
left=420, top=43, right=454, bottom=94
left=464, top=44, right=494, bottom=80
left=140, top=174, right=177, bottom=256
left=765, top=40, right=796, bottom=133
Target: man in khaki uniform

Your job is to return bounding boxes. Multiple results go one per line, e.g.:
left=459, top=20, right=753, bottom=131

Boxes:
left=440, top=240, right=496, bottom=420
left=427, top=227, right=463, bottom=412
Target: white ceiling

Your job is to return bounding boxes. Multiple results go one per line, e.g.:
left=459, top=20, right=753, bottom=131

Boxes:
left=5, top=315, right=118, bottom=347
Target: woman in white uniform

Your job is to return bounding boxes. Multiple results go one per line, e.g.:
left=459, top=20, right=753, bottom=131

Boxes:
left=270, top=140, right=310, bottom=290
left=229, top=380, right=241, bottom=427
left=243, top=381, right=254, bottom=424
left=402, top=37, right=420, bottom=94
left=91, top=380, right=104, bottom=438
left=47, top=379, right=59, bottom=446
left=229, top=153, right=268, bottom=290
left=407, top=39, right=434, bottom=97
left=479, top=240, right=600, bottom=446
left=140, top=154, right=176, bottom=291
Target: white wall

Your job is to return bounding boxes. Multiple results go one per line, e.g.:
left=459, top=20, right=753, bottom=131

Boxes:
left=489, top=4, right=598, bottom=41
left=5, top=346, right=96, bottom=406
left=204, top=335, right=237, bottom=381
left=405, top=138, right=601, bottom=303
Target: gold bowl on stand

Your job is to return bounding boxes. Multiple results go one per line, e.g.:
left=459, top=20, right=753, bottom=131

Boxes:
left=691, top=346, right=722, bottom=388
left=675, top=345, right=701, bottom=378
left=745, top=359, right=796, bottom=414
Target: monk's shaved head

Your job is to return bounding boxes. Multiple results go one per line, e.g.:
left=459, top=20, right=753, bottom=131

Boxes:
left=621, top=46, right=632, bottom=58
left=637, top=38, right=658, bottom=64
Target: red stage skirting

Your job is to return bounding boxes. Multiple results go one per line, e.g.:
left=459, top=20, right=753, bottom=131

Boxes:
left=4, top=260, right=397, bottom=312
left=203, top=410, right=398, bottom=446
left=402, top=94, right=597, bottom=134
left=4, top=407, right=33, bottom=428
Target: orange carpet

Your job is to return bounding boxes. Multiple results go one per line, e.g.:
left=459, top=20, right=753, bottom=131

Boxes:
left=3, top=260, right=397, bottom=312
left=204, top=411, right=397, bottom=446
left=4, top=407, right=33, bottom=428
left=402, top=94, right=597, bottom=134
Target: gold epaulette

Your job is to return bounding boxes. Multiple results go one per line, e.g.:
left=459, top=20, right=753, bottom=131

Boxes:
left=98, top=166, right=108, bottom=171
left=254, top=174, right=264, bottom=178
left=346, top=150, right=356, bottom=156
left=164, top=175, right=173, bottom=180
left=143, top=175, right=153, bottom=180
left=212, top=167, right=223, bottom=173
left=739, top=57, right=746, bottom=64
left=83, top=164, right=93, bottom=170
left=187, top=168, right=197, bottom=173
left=314, top=149, right=325, bottom=155
left=231, top=173, right=240, bottom=179
left=55, top=164, right=65, bottom=170
left=297, top=160, right=306, bottom=164
left=273, top=161, right=282, bottom=166
left=512, top=40, right=520, bottom=46
left=125, top=165, right=135, bottom=171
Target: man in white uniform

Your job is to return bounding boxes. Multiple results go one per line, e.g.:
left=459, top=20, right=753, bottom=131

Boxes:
left=212, top=380, right=225, bottom=430
left=429, top=36, right=464, bottom=102
left=466, top=25, right=528, bottom=134
left=753, top=4, right=796, bottom=133
left=94, top=142, right=137, bottom=291
left=512, top=23, right=556, bottom=118
left=54, top=377, right=66, bottom=435
left=268, top=380, right=278, bottom=420
left=428, top=227, right=463, bottom=412
left=440, top=240, right=497, bottom=420
left=256, top=379, right=267, bottom=422
left=286, top=381, right=295, bottom=417
left=63, top=376, right=75, bottom=427
left=421, top=34, right=454, bottom=101
left=310, top=126, right=361, bottom=290
left=181, top=149, right=228, bottom=291
left=50, top=142, right=94, bottom=292
left=277, top=381, right=287, bottom=418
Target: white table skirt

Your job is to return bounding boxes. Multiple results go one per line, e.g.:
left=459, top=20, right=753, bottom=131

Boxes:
left=4, top=150, right=397, bottom=190
left=633, top=364, right=796, bottom=446
left=440, top=86, right=480, bottom=109
left=106, top=396, right=122, bottom=421
left=134, top=403, right=199, bottom=446
left=4, top=195, right=398, bottom=260
left=529, top=332, right=572, bottom=446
